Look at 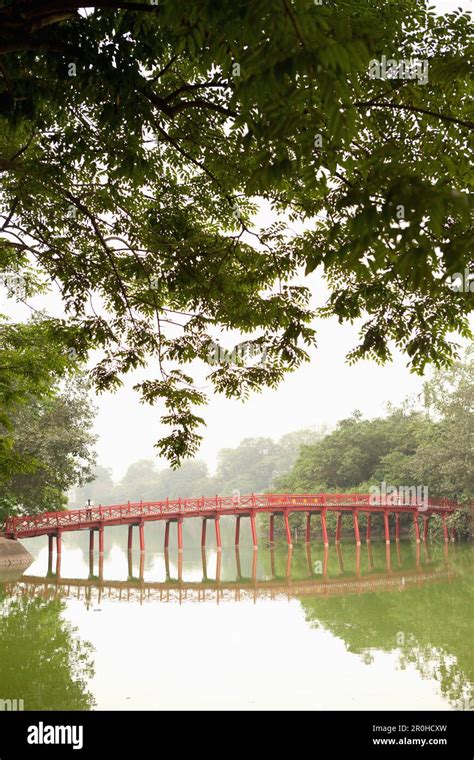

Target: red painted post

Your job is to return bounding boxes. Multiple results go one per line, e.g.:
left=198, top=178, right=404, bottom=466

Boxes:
left=201, top=518, right=207, bottom=548
left=353, top=511, right=361, bottom=546
left=269, top=514, right=275, bottom=544
left=305, top=513, right=311, bottom=543
left=323, top=545, right=329, bottom=577
left=235, top=547, right=242, bottom=579
left=250, top=512, right=258, bottom=550
left=177, top=519, right=183, bottom=552
left=335, top=513, right=342, bottom=544
left=164, top=521, right=170, bottom=549
left=56, top=531, right=62, bottom=556
left=384, top=511, right=390, bottom=544
left=423, top=515, right=429, bottom=542
left=139, top=522, right=145, bottom=553
left=283, top=511, right=292, bottom=549
left=214, top=517, right=221, bottom=551
left=366, top=513, right=371, bottom=543
left=413, top=512, right=420, bottom=543
left=442, top=515, right=449, bottom=542
left=89, top=530, right=95, bottom=554
left=128, top=525, right=133, bottom=552
left=99, top=526, right=104, bottom=555
left=321, top=509, right=329, bottom=548
left=395, top=514, right=401, bottom=541
left=235, top=515, right=241, bottom=547
left=396, top=540, right=402, bottom=566
left=48, top=534, right=54, bottom=556
left=252, top=549, right=258, bottom=580
left=56, top=551, right=61, bottom=578
left=367, top=542, right=374, bottom=570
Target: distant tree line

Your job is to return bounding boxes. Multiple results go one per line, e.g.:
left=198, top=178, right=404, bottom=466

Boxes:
left=72, top=428, right=325, bottom=507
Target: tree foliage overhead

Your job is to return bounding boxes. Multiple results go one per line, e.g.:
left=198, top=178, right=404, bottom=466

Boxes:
left=0, top=0, right=472, bottom=463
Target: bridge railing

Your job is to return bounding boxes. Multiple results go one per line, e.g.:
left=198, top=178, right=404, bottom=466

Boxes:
left=5, top=493, right=459, bottom=536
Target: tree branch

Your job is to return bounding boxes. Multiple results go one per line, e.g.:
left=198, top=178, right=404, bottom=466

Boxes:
left=353, top=101, right=474, bottom=130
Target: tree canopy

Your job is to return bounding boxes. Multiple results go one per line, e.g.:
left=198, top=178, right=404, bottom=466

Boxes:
left=0, top=322, right=97, bottom=523
left=0, top=1, right=472, bottom=463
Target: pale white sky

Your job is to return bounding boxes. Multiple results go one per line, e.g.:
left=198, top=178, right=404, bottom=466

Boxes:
left=1, top=0, right=471, bottom=479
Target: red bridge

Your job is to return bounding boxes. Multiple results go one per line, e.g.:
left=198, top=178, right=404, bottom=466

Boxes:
left=5, top=493, right=459, bottom=558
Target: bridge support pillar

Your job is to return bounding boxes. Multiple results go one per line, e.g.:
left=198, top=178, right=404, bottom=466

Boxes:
left=395, top=514, right=401, bottom=541
left=283, top=511, right=292, bottom=549
left=269, top=514, right=275, bottom=544
left=202, top=547, right=208, bottom=580
left=56, top=531, right=62, bottom=556
left=366, top=514, right=371, bottom=543
left=214, top=516, right=221, bottom=552
left=305, top=513, right=311, bottom=543
left=139, top=521, right=145, bottom=553
left=384, top=512, right=390, bottom=544
left=423, top=515, right=430, bottom=542
left=335, top=512, right=342, bottom=544
left=250, top=512, right=258, bottom=550
left=89, top=530, right=95, bottom=554
left=235, top=515, right=241, bottom=547
left=442, top=515, right=449, bottom=542
left=367, top=542, right=374, bottom=570
left=252, top=549, right=258, bottom=581
left=201, top=518, right=207, bottom=548
left=48, top=535, right=54, bottom=574
left=235, top=547, right=242, bottom=579
left=270, top=546, right=276, bottom=578
left=164, top=521, right=170, bottom=550
left=99, top=526, right=104, bottom=555
left=413, top=512, right=421, bottom=543
left=128, top=525, right=133, bottom=552
left=321, top=509, right=329, bottom=548
left=177, top=518, right=184, bottom=552
left=336, top=543, right=344, bottom=573
left=353, top=511, right=361, bottom=546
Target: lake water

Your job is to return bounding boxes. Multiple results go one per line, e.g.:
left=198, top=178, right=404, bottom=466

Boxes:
left=1, top=521, right=472, bottom=711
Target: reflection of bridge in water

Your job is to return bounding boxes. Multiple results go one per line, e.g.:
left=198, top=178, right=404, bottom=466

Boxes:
left=4, top=542, right=456, bottom=608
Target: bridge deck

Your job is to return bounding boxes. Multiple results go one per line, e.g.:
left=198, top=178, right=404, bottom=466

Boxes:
left=5, top=493, right=458, bottom=540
